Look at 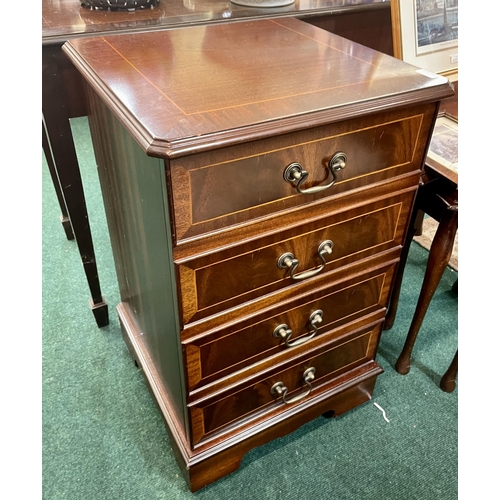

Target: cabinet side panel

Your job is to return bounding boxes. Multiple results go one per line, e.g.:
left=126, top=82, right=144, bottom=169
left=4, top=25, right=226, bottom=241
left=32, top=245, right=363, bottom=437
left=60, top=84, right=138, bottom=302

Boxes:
left=86, top=86, right=187, bottom=436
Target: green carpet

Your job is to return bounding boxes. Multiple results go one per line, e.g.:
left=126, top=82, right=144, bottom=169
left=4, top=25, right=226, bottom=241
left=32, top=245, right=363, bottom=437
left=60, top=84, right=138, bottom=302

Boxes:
left=42, top=117, right=458, bottom=499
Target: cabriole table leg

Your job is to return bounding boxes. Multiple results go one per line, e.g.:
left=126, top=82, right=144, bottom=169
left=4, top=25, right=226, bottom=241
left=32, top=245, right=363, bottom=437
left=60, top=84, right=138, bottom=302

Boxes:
left=395, top=201, right=458, bottom=375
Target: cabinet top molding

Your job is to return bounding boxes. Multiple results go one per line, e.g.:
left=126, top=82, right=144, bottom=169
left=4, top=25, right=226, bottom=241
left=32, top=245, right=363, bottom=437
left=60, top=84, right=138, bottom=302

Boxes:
left=62, top=17, right=454, bottom=158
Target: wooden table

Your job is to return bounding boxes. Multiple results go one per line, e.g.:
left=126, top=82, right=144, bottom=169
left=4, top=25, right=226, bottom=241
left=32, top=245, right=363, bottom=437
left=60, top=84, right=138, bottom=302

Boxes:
left=42, top=0, right=393, bottom=327
left=384, top=83, right=458, bottom=385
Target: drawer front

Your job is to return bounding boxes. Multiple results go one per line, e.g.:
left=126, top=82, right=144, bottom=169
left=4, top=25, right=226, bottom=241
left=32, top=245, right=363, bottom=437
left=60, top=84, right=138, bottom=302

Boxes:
left=177, top=190, right=413, bottom=325
left=169, top=104, right=435, bottom=242
left=184, top=261, right=396, bottom=392
left=188, top=318, right=383, bottom=444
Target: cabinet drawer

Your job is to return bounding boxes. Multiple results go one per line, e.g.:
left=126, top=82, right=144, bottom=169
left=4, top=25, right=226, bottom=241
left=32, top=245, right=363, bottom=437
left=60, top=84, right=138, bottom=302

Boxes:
left=188, top=317, right=383, bottom=444
left=177, top=190, right=413, bottom=325
left=184, top=261, right=396, bottom=392
left=169, top=104, right=435, bottom=242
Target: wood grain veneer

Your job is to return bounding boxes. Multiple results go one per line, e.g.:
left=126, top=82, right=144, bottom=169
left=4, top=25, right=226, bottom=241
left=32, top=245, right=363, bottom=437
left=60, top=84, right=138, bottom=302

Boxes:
left=63, top=18, right=452, bottom=157
left=177, top=191, right=413, bottom=325
left=184, top=263, right=396, bottom=392
left=169, top=105, right=435, bottom=242
left=63, top=17, right=454, bottom=491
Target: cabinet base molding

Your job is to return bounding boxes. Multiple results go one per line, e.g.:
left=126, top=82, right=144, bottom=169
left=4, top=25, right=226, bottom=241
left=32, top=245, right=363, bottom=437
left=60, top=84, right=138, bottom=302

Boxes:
left=118, top=301, right=383, bottom=492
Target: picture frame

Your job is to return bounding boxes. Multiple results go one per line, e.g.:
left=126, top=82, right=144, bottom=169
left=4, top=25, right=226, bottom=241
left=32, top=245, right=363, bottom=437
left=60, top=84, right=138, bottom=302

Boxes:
left=426, top=112, right=458, bottom=185
left=391, top=0, right=458, bottom=80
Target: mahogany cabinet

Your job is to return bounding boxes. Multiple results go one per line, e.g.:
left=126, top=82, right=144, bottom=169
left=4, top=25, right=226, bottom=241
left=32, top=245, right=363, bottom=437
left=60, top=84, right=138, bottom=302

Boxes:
left=43, top=0, right=393, bottom=327
left=62, top=18, right=453, bottom=491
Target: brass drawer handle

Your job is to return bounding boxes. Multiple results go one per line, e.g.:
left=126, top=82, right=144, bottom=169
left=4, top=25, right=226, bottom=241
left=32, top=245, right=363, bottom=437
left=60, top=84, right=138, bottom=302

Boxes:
left=284, top=152, right=347, bottom=194
left=271, top=367, right=316, bottom=405
left=273, top=310, right=323, bottom=348
left=277, top=240, right=333, bottom=280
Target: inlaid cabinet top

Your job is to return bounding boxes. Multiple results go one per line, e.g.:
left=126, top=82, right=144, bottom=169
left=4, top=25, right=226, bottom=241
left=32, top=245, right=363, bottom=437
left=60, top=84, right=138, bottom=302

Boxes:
left=63, top=17, right=453, bottom=157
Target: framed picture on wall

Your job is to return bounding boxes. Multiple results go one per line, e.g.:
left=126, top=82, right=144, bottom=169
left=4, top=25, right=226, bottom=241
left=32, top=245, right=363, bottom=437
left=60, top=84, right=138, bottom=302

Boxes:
left=391, top=0, right=458, bottom=80
left=426, top=113, right=458, bottom=183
